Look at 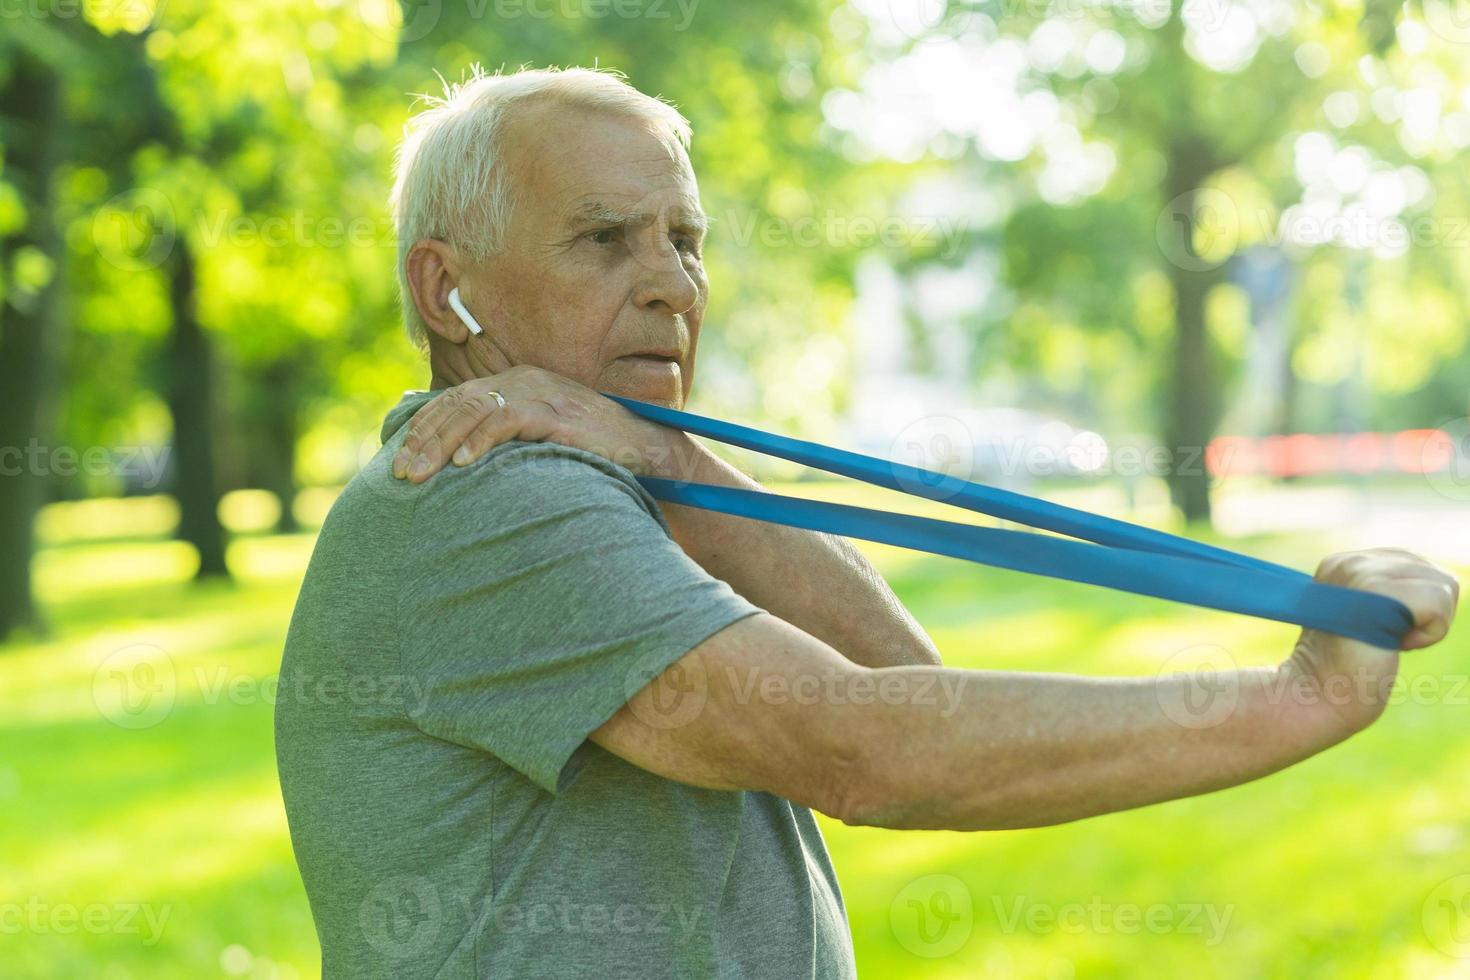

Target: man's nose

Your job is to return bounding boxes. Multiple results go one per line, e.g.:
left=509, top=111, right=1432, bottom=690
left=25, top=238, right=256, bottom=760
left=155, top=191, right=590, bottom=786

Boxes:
left=632, top=237, right=700, bottom=316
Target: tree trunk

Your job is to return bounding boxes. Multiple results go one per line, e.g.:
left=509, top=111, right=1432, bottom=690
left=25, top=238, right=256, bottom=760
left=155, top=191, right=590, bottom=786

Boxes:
left=1161, top=140, right=1225, bottom=526
left=1276, top=344, right=1298, bottom=437
left=265, top=411, right=300, bottom=534
left=165, top=241, right=230, bottom=579
left=1166, top=266, right=1215, bottom=523
left=256, top=359, right=300, bottom=533
left=0, top=50, right=65, bottom=642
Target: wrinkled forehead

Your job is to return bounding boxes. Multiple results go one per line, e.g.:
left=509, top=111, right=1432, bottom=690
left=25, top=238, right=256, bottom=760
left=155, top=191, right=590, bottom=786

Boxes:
left=500, top=101, right=702, bottom=233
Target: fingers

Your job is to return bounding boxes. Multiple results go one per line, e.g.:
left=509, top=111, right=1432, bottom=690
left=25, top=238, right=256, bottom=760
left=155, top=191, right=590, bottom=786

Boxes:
left=398, top=427, right=452, bottom=483
left=1338, top=573, right=1452, bottom=650
left=427, top=386, right=510, bottom=478
left=1315, top=549, right=1460, bottom=651
left=392, top=394, right=456, bottom=479
left=1365, top=552, right=1460, bottom=648
left=1391, top=578, right=1459, bottom=650
left=496, top=400, right=564, bottom=445
left=451, top=405, right=524, bottom=467
left=393, top=383, right=507, bottom=482
left=450, top=400, right=566, bottom=464
left=415, top=398, right=566, bottom=476
left=392, top=397, right=452, bottom=477
left=391, top=367, right=598, bottom=481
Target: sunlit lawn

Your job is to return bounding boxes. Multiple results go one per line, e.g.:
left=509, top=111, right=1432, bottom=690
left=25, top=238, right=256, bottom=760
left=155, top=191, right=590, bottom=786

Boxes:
left=3, top=484, right=1468, bottom=978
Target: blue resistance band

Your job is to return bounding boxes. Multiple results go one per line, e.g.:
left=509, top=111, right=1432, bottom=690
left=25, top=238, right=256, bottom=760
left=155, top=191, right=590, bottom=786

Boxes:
left=604, top=395, right=1414, bottom=649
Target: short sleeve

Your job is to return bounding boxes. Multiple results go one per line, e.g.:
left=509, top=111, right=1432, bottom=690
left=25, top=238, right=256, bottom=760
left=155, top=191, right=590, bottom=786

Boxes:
left=398, top=440, right=763, bottom=794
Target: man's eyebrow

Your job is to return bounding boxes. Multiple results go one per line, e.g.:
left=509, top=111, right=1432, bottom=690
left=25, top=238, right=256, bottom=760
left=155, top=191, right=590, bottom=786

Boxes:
left=568, top=200, right=709, bottom=234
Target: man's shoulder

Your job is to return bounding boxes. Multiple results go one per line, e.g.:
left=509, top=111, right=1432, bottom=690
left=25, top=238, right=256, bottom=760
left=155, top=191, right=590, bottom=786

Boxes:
left=447, top=438, right=645, bottom=489
left=405, top=439, right=671, bottom=536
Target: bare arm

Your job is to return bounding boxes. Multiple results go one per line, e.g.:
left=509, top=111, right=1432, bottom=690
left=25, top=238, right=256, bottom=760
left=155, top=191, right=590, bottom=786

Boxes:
left=649, top=436, right=940, bottom=668
left=594, top=549, right=1458, bottom=830
left=392, top=370, right=940, bottom=668
left=602, top=623, right=1308, bottom=830
left=804, top=664, right=1334, bottom=830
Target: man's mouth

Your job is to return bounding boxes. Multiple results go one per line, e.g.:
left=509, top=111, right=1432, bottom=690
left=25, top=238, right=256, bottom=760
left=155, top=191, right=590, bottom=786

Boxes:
left=617, top=353, right=682, bottom=386
left=620, top=353, right=682, bottom=368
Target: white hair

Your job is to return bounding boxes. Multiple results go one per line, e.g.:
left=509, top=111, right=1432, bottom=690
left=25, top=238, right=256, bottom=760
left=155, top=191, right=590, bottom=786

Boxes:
left=390, top=65, right=692, bottom=348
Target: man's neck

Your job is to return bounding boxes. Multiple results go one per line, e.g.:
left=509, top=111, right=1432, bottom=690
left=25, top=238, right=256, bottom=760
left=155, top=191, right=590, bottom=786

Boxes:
left=428, top=336, right=514, bottom=390
left=429, top=364, right=465, bottom=390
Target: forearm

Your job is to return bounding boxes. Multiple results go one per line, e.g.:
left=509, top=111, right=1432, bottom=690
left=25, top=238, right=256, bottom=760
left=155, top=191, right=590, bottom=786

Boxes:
left=832, top=662, right=1349, bottom=830
left=653, top=437, right=941, bottom=669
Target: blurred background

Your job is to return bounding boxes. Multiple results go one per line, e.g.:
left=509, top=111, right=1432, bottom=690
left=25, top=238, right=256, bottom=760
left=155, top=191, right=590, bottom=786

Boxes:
left=2, top=0, right=1469, bottom=976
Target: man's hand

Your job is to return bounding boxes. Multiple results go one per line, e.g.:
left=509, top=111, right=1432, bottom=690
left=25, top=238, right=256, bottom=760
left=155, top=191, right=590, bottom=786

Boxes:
left=392, top=372, right=942, bottom=669
left=1281, top=548, right=1459, bottom=741
left=391, top=367, right=698, bottom=483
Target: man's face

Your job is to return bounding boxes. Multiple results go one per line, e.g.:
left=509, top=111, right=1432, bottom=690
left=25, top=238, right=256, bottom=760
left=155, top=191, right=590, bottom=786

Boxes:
left=464, top=103, right=708, bottom=408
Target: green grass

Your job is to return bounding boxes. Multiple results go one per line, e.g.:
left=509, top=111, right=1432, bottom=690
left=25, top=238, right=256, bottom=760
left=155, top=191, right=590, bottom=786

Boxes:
left=2, top=488, right=1468, bottom=979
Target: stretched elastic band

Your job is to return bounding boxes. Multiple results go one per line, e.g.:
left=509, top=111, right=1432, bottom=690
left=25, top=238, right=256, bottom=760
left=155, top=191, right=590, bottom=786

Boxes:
left=604, top=394, right=1414, bottom=648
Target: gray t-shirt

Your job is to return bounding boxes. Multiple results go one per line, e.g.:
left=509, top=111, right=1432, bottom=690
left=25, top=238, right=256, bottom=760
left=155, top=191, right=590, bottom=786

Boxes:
left=275, top=390, right=856, bottom=979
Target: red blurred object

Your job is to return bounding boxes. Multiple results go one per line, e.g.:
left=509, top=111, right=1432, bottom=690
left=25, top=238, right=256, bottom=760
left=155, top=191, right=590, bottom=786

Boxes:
left=1205, top=428, right=1452, bottom=478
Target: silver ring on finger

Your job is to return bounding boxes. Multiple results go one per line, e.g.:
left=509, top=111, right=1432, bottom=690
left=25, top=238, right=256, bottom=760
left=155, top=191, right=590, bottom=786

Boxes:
left=487, top=390, right=507, bottom=410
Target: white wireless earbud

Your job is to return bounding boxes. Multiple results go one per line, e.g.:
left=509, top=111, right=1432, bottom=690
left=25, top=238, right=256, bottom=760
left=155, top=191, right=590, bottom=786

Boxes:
left=447, top=286, right=485, bottom=337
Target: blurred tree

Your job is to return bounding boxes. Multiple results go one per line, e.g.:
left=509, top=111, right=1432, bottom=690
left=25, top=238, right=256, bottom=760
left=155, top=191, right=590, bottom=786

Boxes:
left=846, top=0, right=1467, bottom=524
left=0, top=37, right=64, bottom=639
left=988, top=5, right=1359, bottom=523
left=123, top=29, right=230, bottom=578
left=0, top=10, right=137, bottom=636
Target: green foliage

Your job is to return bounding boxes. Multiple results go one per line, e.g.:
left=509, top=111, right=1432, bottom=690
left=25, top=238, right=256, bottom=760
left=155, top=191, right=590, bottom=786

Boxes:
left=8, top=0, right=898, bottom=498
left=9, top=2, right=1464, bottom=504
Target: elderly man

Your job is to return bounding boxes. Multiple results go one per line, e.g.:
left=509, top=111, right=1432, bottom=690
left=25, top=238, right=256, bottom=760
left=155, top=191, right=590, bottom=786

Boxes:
left=275, top=67, right=1459, bottom=978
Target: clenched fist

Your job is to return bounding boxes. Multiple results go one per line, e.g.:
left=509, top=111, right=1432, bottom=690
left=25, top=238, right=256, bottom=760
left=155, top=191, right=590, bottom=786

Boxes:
left=1282, top=548, right=1459, bottom=740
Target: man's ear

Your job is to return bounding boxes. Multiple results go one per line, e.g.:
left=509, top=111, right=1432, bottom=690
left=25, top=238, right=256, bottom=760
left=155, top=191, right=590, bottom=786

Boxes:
left=405, top=239, right=474, bottom=344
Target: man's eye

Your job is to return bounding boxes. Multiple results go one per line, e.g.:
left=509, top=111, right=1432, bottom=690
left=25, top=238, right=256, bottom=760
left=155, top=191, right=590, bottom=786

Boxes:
left=674, top=235, right=701, bottom=257
left=589, top=227, right=620, bottom=245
